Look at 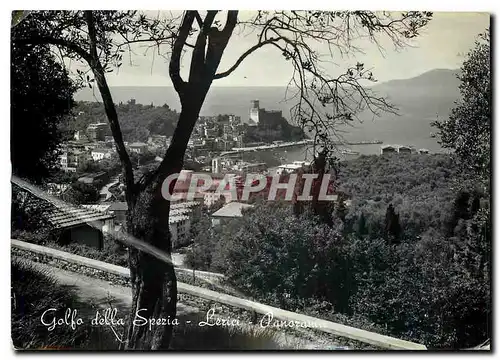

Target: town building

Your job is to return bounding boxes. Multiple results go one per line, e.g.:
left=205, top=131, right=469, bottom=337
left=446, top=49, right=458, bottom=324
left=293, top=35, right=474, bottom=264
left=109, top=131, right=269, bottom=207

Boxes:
left=234, top=135, right=244, bottom=148
left=128, top=142, right=148, bottom=154
left=211, top=202, right=254, bottom=226
left=204, top=126, right=218, bottom=138
left=101, top=200, right=199, bottom=248
left=380, top=145, right=397, bottom=155
left=59, top=152, right=68, bottom=169
left=380, top=145, right=414, bottom=155
left=398, top=145, right=412, bottom=154
left=229, top=114, right=241, bottom=125
left=12, top=178, right=115, bottom=250
left=108, top=201, right=128, bottom=227
left=74, top=130, right=88, bottom=141
left=59, top=150, right=91, bottom=172
left=202, top=138, right=216, bottom=150
left=77, top=171, right=109, bottom=185
left=49, top=205, right=113, bottom=249
left=91, top=148, right=113, bottom=162
left=148, top=135, right=168, bottom=149
left=212, top=158, right=220, bottom=173
left=46, top=183, right=69, bottom=197
left=239, top=162, right=267, bottom=173
left=275, top=163, right=306, bottom=175
left=86, top=123, right=108, bottom=142
left=81, top=204, right=115, bottom=233
left=169, top=214, right=190, bottom=248
left=249, top=100, right=260, bottom=126
left=247, top=99, right=287, bottom=137
left=202, top=191, right=227, bottom=207
left=188, top=137, right=204, bottom=148
left=215, top=138, right=234, bottom=151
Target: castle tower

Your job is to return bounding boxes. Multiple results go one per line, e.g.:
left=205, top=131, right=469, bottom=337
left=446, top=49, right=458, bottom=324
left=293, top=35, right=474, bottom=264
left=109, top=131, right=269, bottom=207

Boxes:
left=211, top=158, right=220, bottom=174
left=249, top=100, right=260, bottom=126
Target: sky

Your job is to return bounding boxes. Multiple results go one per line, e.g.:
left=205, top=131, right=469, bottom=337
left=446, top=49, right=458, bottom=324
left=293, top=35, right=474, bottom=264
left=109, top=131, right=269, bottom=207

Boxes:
left=79, top=11, right=490, bottom=87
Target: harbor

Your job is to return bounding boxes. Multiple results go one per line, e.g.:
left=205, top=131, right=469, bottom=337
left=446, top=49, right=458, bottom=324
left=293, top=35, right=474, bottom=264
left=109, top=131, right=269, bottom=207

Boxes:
left=220, top=139, right=383, bottom=157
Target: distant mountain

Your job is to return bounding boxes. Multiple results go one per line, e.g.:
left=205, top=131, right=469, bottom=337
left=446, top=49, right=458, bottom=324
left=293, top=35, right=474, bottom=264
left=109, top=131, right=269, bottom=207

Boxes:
left=374, top=68, right=460, bottom=89
left=369, top=68, right=461, bottom=118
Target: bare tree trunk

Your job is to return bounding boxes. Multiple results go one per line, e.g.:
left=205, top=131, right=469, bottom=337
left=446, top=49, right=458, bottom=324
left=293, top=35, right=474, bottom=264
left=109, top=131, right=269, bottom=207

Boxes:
left=124, top=99, right=204, bottom=350
left=124, top=177, right=177, bottom=350
left=121, top=9, right=238, bottom=348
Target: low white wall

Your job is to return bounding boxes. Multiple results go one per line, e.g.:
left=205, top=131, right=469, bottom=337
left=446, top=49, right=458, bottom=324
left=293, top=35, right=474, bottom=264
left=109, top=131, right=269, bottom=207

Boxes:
left=11, top=239, right=426, bottom=350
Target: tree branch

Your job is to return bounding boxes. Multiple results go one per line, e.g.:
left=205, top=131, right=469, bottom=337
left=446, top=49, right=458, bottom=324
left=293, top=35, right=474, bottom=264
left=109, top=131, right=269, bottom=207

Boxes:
left=194, top=11, right=203, bottom=28
left=221, top=10, right=238, bottom=37
left=203, top=11, right=218, bottom=31
left=13, top=35, right=93, bottom=64
left=84, top=11, right=136, bottom=203
left=204, top=11, right=239, bottom=79
left=169, top=11, right=195, bottom=95
left=214, top=37, right=281, bottom=79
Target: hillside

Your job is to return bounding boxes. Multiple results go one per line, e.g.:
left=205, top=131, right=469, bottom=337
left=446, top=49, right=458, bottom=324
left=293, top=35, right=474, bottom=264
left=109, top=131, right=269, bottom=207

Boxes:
left=67, top=100, right=305, bottom=144
left=68, top=100, right=179, bottom=142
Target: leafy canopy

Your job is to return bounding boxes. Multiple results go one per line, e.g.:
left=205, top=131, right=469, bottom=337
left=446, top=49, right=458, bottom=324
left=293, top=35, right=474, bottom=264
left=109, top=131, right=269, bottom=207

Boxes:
left=432, top=30, right=490, bottom=182
left=11, top=15, right=78, bottom=182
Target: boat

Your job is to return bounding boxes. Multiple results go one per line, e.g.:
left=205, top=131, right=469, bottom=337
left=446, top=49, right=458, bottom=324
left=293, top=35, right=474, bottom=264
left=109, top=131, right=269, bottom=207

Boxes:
left=346, top=139, right=383, bottom=145
left=339, top=149, right=360, bottom=155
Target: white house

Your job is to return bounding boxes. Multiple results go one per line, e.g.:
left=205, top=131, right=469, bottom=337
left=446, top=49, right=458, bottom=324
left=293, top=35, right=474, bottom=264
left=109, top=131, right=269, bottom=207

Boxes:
left=276, top=163, right=304, bottom=175
left=211, top=202, right=254, bottom=226
left=91, top=148, right=113, bottom=162
left=128, top=142, right=148, bottom=154
left=380, top=145, right=413, bottom=155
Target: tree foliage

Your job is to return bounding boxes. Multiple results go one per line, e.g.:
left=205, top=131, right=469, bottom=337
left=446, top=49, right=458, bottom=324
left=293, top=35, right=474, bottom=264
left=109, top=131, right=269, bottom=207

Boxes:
left=384, top=204, right=401, bottom=244
left=187, top=154, right=490, bottom=348
left=60, top=181, right=100, bottom=205
left=11, top=15, right=78, bottom=183
left=432, top=30, right=490, bottom=182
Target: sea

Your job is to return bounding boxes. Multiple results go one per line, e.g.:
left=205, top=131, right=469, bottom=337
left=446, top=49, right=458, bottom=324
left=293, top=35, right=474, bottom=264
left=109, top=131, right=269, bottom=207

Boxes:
left=76, top=86, right=448, bottom=163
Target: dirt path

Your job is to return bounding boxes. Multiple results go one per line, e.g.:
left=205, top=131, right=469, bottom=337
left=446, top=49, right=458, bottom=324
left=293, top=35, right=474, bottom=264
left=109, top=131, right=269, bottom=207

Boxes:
left=19, top=259, right=346, bottom=349
left=24, top=260, right=199, bottom=319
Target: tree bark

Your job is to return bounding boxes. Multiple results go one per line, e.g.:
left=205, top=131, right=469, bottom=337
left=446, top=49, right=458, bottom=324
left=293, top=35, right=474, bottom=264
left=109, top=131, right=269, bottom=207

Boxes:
left=124, top=96, right=205, bottom=350
left=124, top=175, right=177, bottom=350
left=122, top=10, right=237, bottom=349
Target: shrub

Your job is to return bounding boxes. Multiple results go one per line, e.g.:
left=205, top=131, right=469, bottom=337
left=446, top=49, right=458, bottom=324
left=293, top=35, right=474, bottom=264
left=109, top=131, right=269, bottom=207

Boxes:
left=12, top=259, right=124, bottom=350
left=350, top=229, right=490, bottom=348
left=203, top=199, right=489, bottom=348
left=11, top=260, right=89, bottom=349
left=171, top=312, right=290, bottom=350
left=217, top=203, right=354, bottom=313
left=44, top=238, right=129, bottom=267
